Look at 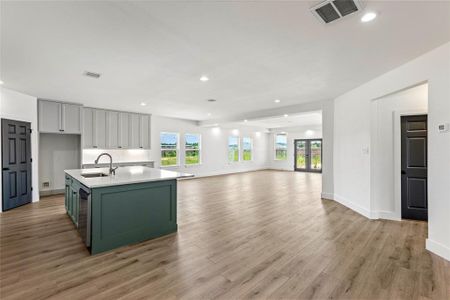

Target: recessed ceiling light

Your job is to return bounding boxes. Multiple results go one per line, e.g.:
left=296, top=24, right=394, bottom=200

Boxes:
left=0, top=80, right=4, bottom=85
left=200, top=75, right=209, bottom=82
left=207, top=112, right=212, bottom=116
left=274, top=99, right=281, bottom=103
left=140, top=102, right=147, bottom=106
left=244, top=119, right=248, bottom=122
left=361, top=12, right=377, bottom=23
left=284, top=114, right=289, bottom=118
left=207, top=99, right=217, bottom=102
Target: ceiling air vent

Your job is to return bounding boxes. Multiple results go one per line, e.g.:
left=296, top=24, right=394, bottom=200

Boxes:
left=311, top=0, right=363, bottom=24
left=83, top=71, right=101, bottom=79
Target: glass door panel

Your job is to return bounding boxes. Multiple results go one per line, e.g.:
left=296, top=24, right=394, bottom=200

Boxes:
left=309, top=140, right=322, bottom=171
left=295, top=140, right=307, bottom=170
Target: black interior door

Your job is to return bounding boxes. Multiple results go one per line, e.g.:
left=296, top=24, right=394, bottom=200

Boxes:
left=401, top=115, right=427, bottom=221
left=294, top=139, right=322, bottom=173
left=1, top=119, right=32, bottom=211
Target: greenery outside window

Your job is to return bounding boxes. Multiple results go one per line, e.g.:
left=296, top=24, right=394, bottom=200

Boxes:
left=275, top=133, right=287, bottom=160
left=185, top=133, right=201, bottom=165
left=228, top=136, right=240, bottom=162
left=242, top=137, right=253, bottom=161
left=160, top=132, right=179, bottom=166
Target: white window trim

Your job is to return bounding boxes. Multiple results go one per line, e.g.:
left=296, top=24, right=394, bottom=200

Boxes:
left=160, top=132, right=180, bottom=167
left=228, top=136, right=240, bottom=163
left=274, top=133, right=288, bottom=161
left=184, top=133, right=202, bottom=166
left=242, top=137, right=253, bottom=162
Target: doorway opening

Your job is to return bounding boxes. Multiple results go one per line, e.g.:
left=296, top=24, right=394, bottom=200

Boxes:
left=294, top=139, right=322, bottom=173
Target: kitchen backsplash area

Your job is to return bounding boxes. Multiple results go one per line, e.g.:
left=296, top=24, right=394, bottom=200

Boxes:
left=82, top=149, right=152, bottom=165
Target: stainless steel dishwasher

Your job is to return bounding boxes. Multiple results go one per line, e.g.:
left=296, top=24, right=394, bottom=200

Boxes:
left=78, top=186, right=91, bottom=247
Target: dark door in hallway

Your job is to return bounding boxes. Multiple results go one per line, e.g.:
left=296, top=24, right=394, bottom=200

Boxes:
left=294, top=139, right=322, bottom=173
left=1, top=119, right=32, bottom=211
left=401, top=115, right=427, bottom=221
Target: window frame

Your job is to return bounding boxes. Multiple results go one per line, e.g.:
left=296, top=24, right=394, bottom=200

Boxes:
left=184, top=133, right=202, bottom=166
left=228, top=136, right=240, bottom=163
left=160, top=132, right=180, bottom=167
left=274, top=133, right=288, bottom=161
left=242, top=137, right=253, bottom=162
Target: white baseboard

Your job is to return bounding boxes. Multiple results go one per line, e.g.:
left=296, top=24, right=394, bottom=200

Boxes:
left=321, top=192, right=334, bottom=200
left=333, top=194, right=374, bottom=219
left=179, top=168, right=269, bottom=180
left=426, top=239, right=450, bottom=261
left=372, top=210, right=401, bottom=221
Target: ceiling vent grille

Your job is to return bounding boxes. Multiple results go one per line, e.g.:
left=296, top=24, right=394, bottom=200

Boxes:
left=311, top=0, right=363, bottom=24
left=84, top=71, right=101, bottom=79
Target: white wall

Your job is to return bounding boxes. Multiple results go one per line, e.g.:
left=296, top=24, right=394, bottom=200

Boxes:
left=268, top=125, right=322, bottom=171
left=150, top=115, right=269, bottom=177
left=0, top=88, right=39, bottom=211
left=39, top=133, right=81, bottom=193
left=333, top=42, right=450, bottom=260
left=371, top=83, right=428, bottom=219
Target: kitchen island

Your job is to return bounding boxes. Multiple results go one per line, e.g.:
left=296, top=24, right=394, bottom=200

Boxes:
left=64, top=166, right=192, bottom=254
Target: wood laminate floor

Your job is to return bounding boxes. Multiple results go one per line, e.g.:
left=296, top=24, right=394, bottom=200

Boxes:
left=1, top=170, right=449, bottom=300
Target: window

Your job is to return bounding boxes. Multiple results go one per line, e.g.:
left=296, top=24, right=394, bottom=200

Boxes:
left=160, top=132, right=179, bottom=166
left=185, top=133, right=201, bottom=165
left=242, top=137, right=253, bottom=161
left=275, top=133, right=287, bottom=160
left=228, top=136, right=239, bottom=162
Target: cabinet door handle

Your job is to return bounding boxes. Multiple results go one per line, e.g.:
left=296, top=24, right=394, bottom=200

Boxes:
left=2, top=167, right=10, bottom=171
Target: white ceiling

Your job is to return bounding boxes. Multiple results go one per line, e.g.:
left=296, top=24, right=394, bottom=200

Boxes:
left=1, top=1, right=449, bottom=121
left=242, top=110, right=322, bottom=129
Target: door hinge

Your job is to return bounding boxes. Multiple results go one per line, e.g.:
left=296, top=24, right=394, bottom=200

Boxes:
left=29, top=128, right=33, bottom=133
left=30, top=158, right=33, bottom=162
left=31, top=187, right=33, bottom=191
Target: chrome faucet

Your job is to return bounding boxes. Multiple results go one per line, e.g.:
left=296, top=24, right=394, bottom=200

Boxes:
left=94, top=153, right=118, bottom=175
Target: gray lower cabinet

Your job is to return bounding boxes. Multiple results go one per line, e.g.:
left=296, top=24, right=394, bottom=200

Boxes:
left=83, top=107, right=151, bottom=149
left=38, top=99, right=82, bottom=134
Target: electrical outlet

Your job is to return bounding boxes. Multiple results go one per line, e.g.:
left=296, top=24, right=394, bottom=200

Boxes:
left=438, top=123, right=449, bottom=133
left=43, top=182, right=50, bottom=188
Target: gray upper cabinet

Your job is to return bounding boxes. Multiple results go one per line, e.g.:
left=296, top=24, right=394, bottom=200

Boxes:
left=106, top=111, right=119, bottom=149
left=82, top=107, right=150, bottom=150
left=93, top=109, right=107, bottom=149
left=130, top=113, right=141, bottom=149
left=61, top=103, right=82, bottom=134
left=82, top=108, right=94, bottom=148
left=119, top=113, right=130, bottom=149
left=38, top=99, right=82, bottom=134
left=140, top=114, right=151, bottom=149
left=39, top=100, right=60, bottom=133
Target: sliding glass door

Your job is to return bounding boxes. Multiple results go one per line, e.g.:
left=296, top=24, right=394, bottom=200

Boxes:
left=294, top=139, right=322, bottom=173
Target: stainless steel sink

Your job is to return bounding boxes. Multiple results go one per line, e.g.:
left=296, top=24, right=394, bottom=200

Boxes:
left=81, top=172, right=109, bottom=178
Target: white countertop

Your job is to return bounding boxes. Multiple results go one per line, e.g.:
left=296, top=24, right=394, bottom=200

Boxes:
left=65, top=166, right=193, bottom=188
